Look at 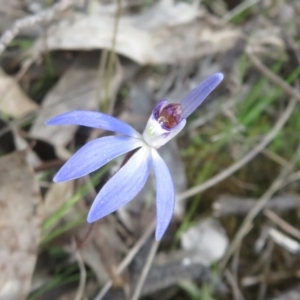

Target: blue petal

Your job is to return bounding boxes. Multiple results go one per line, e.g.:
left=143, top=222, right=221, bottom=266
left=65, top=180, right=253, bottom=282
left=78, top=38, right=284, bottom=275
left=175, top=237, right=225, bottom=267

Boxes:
left=46, top=110, right=141, bottom=138
left=152, top=149, right=175, bottom=240
left=180, top=73, right=224, bottom=119
left=54, top=136, right=144, bottom=182
left=87, top=146, right=152, bottom=222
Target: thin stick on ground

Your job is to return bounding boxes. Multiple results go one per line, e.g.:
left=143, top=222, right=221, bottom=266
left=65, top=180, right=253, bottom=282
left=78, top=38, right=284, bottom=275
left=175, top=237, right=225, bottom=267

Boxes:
left=72, top=239, right=87, bottom=300
left=177, top=97, right=297, bottom=202
left=264, top=209, right=300, bottom=241
left=131, top=239, right=160, bottom=300
left=94, top=220, right=155, bottom=300
left=258, top=239, right=274, bottom=300
left=0, top=0, right=73, bottom=57
left=225, top=269, right=245, bottom=300
left=107, top=0, right=123, bottom=114
left=245, top=47, right=300, bottom=103
left=280, top=170, right=300, bottom=188
left=223, top=0, right=259, bottom=23
left=220, top=127, right=300, bottom=271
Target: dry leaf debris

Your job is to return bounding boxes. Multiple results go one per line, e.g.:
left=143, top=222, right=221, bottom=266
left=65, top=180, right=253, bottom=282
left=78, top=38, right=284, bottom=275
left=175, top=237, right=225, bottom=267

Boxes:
left=0, top=69, right=38, bottom=118
left=0, top=151, right=42, bottom=300
left=32, top=0, right=240, bottom=65
left=0, top=0, right=300, bottom=299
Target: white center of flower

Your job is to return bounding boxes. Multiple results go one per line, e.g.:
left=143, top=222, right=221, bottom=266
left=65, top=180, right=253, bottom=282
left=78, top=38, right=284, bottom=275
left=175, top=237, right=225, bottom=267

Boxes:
left=142, top=115, right=186, bottom=148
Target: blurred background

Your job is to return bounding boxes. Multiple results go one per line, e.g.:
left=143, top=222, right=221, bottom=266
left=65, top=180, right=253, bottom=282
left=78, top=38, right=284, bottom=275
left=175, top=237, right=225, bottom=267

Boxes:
left=1, top=0, right=300, bottom=299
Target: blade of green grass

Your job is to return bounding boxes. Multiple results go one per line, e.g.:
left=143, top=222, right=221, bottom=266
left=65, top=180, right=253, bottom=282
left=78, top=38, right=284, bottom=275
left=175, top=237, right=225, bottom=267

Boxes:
left=28, top=271, right=93, bottom=300
left=42, top=165, right=109, bottom=231
left=241, top=64, right=300, bottom=126
left=41, top=216, right=85, bottom=245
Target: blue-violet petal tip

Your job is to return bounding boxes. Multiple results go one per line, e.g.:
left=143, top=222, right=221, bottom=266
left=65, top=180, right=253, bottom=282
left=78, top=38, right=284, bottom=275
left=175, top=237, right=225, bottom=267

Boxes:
left=53, top=175, right=60, bottom=183
left=214, top=72, right=224, bottom=82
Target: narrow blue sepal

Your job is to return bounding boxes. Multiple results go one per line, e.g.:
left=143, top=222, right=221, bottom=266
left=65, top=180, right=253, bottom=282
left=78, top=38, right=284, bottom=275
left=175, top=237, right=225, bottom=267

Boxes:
left=181, top=73, right=224, bottom=119
left=46, top=110, right=141, bottom=138
left=152, top=149, right=175, bottom=240
left=87, top=146, right=152, bottom=222
left=54, top=136, right=143, bottom=182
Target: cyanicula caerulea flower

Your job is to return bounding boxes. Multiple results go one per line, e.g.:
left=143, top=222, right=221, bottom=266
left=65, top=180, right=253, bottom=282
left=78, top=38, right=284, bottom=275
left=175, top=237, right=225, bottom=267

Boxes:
left=47, top=73, right=223, bottom=240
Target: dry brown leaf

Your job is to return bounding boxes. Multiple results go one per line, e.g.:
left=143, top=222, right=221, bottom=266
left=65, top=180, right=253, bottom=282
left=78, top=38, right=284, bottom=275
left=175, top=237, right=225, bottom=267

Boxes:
left=12, top=127, right=42, bottom=168
left=75, top=222, right=126, bottom=285
left=44, top=181, right=74, bottom=220
left=32, top=0, right=240, bottom=65
left=0, top=1, right=27, bottom=33
left=0, top=69, right=38, bottom=118
left=0, top=150, right=42, bottom=300
left=30, top=52, right=122, bottom=158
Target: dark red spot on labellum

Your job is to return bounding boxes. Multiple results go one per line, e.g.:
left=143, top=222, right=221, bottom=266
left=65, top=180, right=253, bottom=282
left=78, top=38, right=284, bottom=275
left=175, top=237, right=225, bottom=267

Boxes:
left=156, top=103, right=182, bottom=130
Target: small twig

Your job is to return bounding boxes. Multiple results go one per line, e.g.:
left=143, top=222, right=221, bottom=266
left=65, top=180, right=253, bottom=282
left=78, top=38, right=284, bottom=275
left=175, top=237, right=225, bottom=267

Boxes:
left=15, top=56, right=37, bottom=81
left=258, top=239, right=274, bottom=300
left=222, top=0, right=259, bottom=23
left=242, top=270, right=300, bottom=287
left=34, top=159, right=65, bottom=172
left=131, top=239, right=160, bottom=300
left=245, top=47, right=300, bottom=103
left=98, top=49, right=109, bottom=107
left=188, top=96, right=241, bottom=132
left=94, top=220, right=155, bottom=300
left=281, top=170, right=300, bottom=188
left=268, top=228, right=300, bottom=254
left=77, top=223, right=95, bottom=249
left=264, top=209, right=300, bottom=241
left=225, top=269, right=245, bottom=300
left=213, top=194, right=300, bottom=217
left=220, top=132, right=300, bottom=271
left=107, top=0, right=122, bottom=114
left=262, top=149, right=288, bottom=167
left=231, top=243, right=241, bottom=280
left=255, top=225, right=272, bottom=255
left=0, top=0, right=73, bottom=57
left=117, top=221, right=155, bottom=273
left=177, top=97, right=297, bottom=202
left=72, top=239, right=87, bottom=300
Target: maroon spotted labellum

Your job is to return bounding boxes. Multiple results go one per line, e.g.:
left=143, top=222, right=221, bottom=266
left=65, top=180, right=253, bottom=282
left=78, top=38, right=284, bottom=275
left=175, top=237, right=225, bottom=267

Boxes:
left=153, top=100, right=183, bottom=130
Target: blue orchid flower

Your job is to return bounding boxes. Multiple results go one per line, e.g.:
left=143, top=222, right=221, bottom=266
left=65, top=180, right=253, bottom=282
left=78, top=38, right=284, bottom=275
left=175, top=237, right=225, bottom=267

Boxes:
left=47, top=73, right=224, bottom=240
